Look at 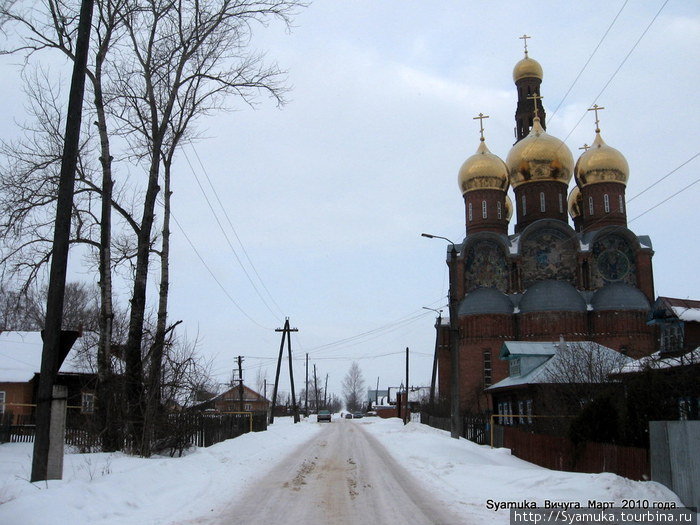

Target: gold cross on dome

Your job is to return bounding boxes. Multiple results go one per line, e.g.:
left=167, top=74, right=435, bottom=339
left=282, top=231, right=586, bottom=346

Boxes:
left=473, top=112, right=489, bottom=141
left=527, top=93, right=543, bottom=119
left=588, top=104, right=605, bottom=132
left=519, top=34, right=531, bottom=56
left=579, top=143, right=591, bottom=152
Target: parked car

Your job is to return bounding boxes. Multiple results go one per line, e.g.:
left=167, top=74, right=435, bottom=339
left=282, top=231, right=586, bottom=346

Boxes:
left=344, top=413, right=353, bottom=419
left=317, top=410, right=331, bottom=422
left=352, top=412, right=364, bottom=419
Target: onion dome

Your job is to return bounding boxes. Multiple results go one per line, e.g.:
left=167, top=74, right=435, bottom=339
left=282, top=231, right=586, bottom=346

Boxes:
left=513, top=55, right=543, bottom=82
left=505, top=194, right=514, bottom=221
left=568, top=186, right=583, bottom=220
left=458, top=140, right=509, bottom=195
left=506, top=118, right=574, bottom=188
left=574, top=131, right=629, bottom=188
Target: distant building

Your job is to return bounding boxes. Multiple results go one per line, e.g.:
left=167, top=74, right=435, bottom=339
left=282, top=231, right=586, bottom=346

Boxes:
left=194, top=384, right=269, bottom=413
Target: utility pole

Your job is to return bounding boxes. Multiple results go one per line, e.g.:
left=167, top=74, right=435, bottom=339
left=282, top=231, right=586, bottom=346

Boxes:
left=404, top=347, right=409, bottom=425
left=286, top=322, right=300, bottom=423
left=375, top=376, right=379, bottom=406
left=270, top=319, right=288, bottom=424
left=305, top=353, right=309, bottom=417
left=430, top=311, right=442, bottom=407
left=31, top=0, right=94, bottom=483
left=313, top=364, right=319, bottom=412
left=237, top=356, right=244, bottom=412
left=323, top=374, right=328, bottom=409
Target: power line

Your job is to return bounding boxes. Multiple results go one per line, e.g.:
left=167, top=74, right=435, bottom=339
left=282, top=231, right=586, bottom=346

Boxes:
left=549, top=0, right=629, bottom=122
left=181, top=147, right=282, bottom=321
left=189, top=145, right=285, bottom=316
left=170, top=210, right=273, bottom=331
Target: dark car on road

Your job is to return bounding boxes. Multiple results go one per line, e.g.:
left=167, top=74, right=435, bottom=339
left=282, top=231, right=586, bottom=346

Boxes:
left=352, top=412, right=364, bottom=419
left=317, top=410, right=331, bottom=422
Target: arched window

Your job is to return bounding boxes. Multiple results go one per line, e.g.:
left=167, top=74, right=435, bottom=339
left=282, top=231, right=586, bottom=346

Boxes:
left=482, top=200, right=487, bottom=219
left=540, top=192, right=546, bottom=212
left=588, top=196, right=594, bottom=216
left=497, top=201, right=502, bottom=219
left=522, top=195, right=527, bottom=215
left=558, top=193, right=564, bottom=214
left=604, top=194, right=610, bottom=213
left=468, top=202, right=473, bottom=221
left=619, top=195, right=624, bottom=213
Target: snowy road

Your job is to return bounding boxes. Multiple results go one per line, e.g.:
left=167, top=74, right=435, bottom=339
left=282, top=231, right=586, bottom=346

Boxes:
left=183, top=419, right=466, bottom=525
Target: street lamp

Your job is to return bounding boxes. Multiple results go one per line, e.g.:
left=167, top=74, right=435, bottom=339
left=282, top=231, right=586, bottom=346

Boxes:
left=421, top=233, right=462, bottom=439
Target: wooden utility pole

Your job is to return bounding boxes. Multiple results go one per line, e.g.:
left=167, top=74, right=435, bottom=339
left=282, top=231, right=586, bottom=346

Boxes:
left=429, top=311, right=441, bottom=407
left=323, top=374, right=328, bottom=409
left=304, top=353, right=309, bottom=416
left=270, top=318, right=299, bottom=424
left=270, top=320, right=287, bottom=424
left=237, top=356, right=244, bottom=412
left=286, top=323, right=300, bottom=423
left=31, top=0, right=94, bottom=483
left=404, top=347, right=409, bottom=425
left=375, top=376, right=380, bottom=406
left=313, top=364, right=319, bottom=412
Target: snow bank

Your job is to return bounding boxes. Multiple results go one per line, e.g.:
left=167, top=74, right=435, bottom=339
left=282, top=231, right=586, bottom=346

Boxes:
left=360, top=418, right=682, bottom=525
left=0, top=417, right=322, bottom=525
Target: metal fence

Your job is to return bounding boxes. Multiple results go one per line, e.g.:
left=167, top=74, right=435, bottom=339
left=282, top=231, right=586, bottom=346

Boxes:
left=419, top=412, right=489, bottom=445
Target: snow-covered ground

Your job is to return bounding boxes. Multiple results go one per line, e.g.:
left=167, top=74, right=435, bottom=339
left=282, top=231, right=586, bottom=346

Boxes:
left=0, top=416, right=682, bottom=525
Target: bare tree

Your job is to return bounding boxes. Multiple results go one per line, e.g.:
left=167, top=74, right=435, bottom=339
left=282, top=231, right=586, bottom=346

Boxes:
left=342, top=361, right=365, bottom=413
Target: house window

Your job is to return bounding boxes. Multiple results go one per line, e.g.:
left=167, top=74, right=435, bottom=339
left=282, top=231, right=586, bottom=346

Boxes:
left=482, top=200, right=487, bottom=219
left=526, top=399, right=533, bottom=424
left=589, top=196, right=594, bottom=215
left=81, top=392, right=95, bottom=414
left=540, top=192, right=545, bottom=212
left=522, top=195, right=526, bottom=215
left=619, top=195, right=624, bottom=213
left=604, top=194, right=610, bottom=213
left=0, top=391, right=5, bottom=415
left=468, top=202, right=473, bottom=221
left=244, top=403, right=252, bottom=411
left=509, top=358, right=521, bottom=377
left=497, top=201, right=502, bottom=219
left=483, top=349, right=492, bottom=387
left=678, top=398, right=692, bottom=420
left=558, top=193, right=564, bottom=214
left=518, top=400, right=525, bottom=424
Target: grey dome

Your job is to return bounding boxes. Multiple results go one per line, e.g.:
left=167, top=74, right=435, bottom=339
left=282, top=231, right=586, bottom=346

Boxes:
left=519, top=280, right=587, bottom=314
left=591, top=283, right=650, bottom=311
left=459, top=287, right=514, bottom=316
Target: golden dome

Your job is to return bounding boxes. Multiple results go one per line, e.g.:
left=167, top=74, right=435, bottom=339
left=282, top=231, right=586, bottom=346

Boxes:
left=513, top=55, right=543, bottom=82
left=505, top=194, right=514, bottom=221
left=506, top=118, right=574, bottom=189
left=568, top=186, right=583, bottom=219
left=458, top=140, right=509, bottom=195
left=574, top=131, right=629, bottom=187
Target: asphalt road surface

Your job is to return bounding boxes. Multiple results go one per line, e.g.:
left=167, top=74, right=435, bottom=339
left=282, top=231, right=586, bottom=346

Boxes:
left=188, top=419, right=465, bottom=525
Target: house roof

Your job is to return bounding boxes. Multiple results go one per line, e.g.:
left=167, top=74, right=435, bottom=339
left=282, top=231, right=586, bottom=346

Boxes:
left=488, top=341, right=632, bottom=390
left=654, top=297, right=700, bottom=323
left=0, top=331, right=86, bottom=383
left=616, top=348, right=700, bottom=374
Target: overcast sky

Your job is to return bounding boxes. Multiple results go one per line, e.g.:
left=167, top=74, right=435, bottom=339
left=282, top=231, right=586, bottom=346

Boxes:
left=1, top=1, right=699, bottom=403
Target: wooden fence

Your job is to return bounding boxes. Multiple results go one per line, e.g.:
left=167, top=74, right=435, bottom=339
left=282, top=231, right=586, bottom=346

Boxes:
left=419, top=412, right=489, bottom=445
left=0, top=411, right=268, bottom=454
left=501, top=425, right=650, bottom=481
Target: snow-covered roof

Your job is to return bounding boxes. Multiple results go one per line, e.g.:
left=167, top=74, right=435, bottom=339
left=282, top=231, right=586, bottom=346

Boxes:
left=652, top=297, right=700, bottom=323
left=616, top=348, right=700, bottom=374
left=488, top=341, right=632, bottom=390
left=0, top=331, right=86, bottom=382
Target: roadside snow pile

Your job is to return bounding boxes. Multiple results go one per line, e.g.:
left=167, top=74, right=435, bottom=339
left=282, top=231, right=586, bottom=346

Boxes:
left=0, top=418, right=322, bottom=525
left=360, top=418, right=682, bottom=525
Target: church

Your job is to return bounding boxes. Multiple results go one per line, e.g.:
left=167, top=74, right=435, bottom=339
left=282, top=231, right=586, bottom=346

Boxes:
left=435, top=40, right=657, bottom=413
